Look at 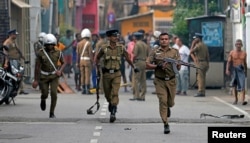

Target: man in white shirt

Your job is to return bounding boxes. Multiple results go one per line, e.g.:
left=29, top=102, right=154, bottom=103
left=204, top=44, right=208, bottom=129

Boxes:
left=175, top=37, right=190, bottom=95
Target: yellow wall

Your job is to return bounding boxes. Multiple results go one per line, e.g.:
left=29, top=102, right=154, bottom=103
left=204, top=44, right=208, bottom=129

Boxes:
left=120, top=14, right=153, bottom=37
left=154, top=10, right=174, bottom=18
left=119, top=10, right=174, bottom=37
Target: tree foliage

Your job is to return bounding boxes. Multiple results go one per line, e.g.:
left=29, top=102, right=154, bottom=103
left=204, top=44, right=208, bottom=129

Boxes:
left=170, top=0, right=204, bottom=45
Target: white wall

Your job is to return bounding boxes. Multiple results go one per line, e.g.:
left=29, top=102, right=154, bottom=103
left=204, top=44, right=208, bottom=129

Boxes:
left=29, top=0, right=41, bottom=81
left=246, top=13, right=250, bottom=69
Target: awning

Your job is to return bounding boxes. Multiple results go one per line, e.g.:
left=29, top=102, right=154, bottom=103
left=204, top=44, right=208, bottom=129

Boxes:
left=11, top=0, right=31, bottom=8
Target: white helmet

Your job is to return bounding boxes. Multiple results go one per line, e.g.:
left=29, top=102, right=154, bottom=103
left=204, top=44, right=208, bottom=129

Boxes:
left=81, top=28, right=91, bottom=38
left=43, top=33, right=57, bottom=45
left=38, top=32, right=46, bottom=41
left=153, top=31, right=161, bottom=38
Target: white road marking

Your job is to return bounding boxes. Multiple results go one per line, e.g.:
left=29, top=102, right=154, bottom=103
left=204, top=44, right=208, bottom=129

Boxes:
left=95, top=126, right=102, bottom=130
left=214, top=96, right=250, bottom=118
left=90, top=139, right=98, bottom=143
left=101, top=108, right=107, bottom=112
left=103, top=104, right=108, bottom=108
left=100, top=112, right=106, bottom=116
left=93, top=132, right=101, bottom=136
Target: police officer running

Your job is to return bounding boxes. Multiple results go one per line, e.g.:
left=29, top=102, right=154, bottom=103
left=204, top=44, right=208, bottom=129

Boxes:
left=32, top=34, right=66, bottom=118
left=94, top=29, right=139, bottom=123
left=146, top=32, right=180, bottom=134
left=76, top=28, right=94, bottom=94
left=190, top=33, right=209, bottom=97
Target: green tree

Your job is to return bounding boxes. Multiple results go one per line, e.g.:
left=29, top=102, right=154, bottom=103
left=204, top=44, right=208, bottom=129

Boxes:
left=170, top=0, right=204, bottom=45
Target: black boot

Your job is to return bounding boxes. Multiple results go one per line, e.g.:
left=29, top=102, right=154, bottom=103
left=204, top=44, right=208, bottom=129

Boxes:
left=110, top=105, right=117, bottom=123
left=82, top=85, right=86, bottom=94
left=164, top=124, right=170, bottom=134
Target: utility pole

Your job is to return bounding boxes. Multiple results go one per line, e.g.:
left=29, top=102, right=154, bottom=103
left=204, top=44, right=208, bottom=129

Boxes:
left=205, top=0, right=208, bottom=15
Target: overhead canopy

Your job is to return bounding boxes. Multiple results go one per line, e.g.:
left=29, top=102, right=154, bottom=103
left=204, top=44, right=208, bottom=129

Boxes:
left=11, top=0, right=31, bottom=8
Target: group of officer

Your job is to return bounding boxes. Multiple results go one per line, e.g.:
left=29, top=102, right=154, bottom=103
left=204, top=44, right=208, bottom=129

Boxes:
left=3, top=28, right=209, bottom=134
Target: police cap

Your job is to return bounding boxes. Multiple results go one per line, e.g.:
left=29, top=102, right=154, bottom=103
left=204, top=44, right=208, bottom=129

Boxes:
left=106, top=29, right=119, bottom=37
left=7, top=29, right=19, bottom=35
left=193, top=33, right=203, bottom=39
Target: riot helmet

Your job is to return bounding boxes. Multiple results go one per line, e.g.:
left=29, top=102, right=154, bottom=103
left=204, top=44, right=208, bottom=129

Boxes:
left=43, top=33, right=57, bottom=45
left=81, top=28, right=91, bottom=38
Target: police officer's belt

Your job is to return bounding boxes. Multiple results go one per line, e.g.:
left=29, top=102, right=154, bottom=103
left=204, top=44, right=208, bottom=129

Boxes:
left=155, top=75, right=175, bottom=81
left=80, top=57, right=90, bottom=60
left=41, top=70, right=56, bottom=75
left=102, top=68, right=119, bottom=74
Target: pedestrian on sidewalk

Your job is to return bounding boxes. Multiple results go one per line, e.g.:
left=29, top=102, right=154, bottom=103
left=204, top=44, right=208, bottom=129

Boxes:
left=94, top=29, right=139, bottom=123
left=146, top=32, right=180, bottom=134
left=226, top=39, right=248, bottom=105
left=174, top=37, right=190, bottom=95
left=190, top=33, right=209, bottom=97
left=32, top=34, right=66, bottom=118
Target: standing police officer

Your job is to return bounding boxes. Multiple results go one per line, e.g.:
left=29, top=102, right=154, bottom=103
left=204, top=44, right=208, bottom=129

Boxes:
left=130, top=32, right=149, bottom=101
left=3, top=29, right=29, bottom=95
left=190, top=33, right=209, bottom=97
left=32, top=34, right=66, bottom=118
left=94, top=29, right=138, bottom=123
left=77, top=28, right=94, bottom=94
left=146, top=32, right=180, bottom=134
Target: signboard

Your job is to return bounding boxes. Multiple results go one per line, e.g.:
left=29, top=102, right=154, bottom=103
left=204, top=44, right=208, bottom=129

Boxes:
left=107, top=12, right=115, bottom=24
left=201, top=21, right=223, bottom=47
left=138, top=0, right=174, bottom=6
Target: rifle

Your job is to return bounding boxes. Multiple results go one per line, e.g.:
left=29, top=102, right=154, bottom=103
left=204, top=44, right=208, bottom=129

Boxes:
left=87, top=70, right=100, bottom=115
left=155, top=57, right=201, bottom=74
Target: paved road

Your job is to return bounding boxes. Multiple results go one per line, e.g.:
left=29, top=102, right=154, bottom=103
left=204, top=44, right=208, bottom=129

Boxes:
left=0, top=76, right=249, bottom=143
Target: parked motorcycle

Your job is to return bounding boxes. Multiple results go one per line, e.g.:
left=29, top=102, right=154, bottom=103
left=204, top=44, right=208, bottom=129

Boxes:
left=0, top=59, right=27, bottom=105
left=0, top=66, right=18, bottom=105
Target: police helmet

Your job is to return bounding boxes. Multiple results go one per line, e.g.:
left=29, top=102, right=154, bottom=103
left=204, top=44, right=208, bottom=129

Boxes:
left=81, top=28, right=91, bottom=38
left=44, top=33, right=57, bottom=45
left=153, top=31, right=161, bottom=38
left=38, top=32, right=46, bottom=41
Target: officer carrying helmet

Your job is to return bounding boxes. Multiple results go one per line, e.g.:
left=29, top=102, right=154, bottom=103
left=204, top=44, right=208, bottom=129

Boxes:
left=32, top=33, right=66, bottom=118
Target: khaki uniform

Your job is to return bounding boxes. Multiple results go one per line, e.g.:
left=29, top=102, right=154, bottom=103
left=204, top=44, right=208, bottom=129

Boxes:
left=3, top=39, right=25, bottom=92
left=36, top=48, right=64, bottom=114
left=193, top=42, right=209, bottom=94
left=146, top=47, right=180, bottom=124
left=95, top=39, right=106, bottom=93
left=76, top=39, right=93, bottom=93
left=132, top=40, right=149, bottom=100
left=96, top=42, right=129, bottom=106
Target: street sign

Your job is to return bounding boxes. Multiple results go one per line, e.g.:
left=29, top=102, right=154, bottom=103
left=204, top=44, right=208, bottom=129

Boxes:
left=108, top=12, right=115, bottom=24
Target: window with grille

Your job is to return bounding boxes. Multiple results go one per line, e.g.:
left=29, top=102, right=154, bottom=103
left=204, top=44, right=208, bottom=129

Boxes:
left=154, top=20, right=173, bottom=33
